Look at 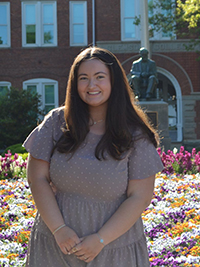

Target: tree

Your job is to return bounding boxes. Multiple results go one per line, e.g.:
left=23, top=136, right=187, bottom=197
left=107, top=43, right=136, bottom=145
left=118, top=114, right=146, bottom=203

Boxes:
left=177, top=0, right=200, bottom=28
left=0, top=87, right=44, bottom=149
left=134, top=0, right=200, bottom=53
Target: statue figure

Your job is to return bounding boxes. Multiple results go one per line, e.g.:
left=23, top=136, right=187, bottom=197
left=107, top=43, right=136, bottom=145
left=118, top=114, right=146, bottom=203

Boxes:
left=130, top=47, right=158, bottom=100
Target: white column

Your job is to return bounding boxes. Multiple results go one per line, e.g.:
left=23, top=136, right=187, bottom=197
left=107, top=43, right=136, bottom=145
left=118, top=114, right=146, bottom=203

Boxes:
left=140, top=0, right=150, bottom=56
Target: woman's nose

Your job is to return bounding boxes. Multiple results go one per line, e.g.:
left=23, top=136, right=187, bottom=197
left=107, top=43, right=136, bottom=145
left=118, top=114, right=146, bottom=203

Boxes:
left=88, top=78, right=96, bottom=89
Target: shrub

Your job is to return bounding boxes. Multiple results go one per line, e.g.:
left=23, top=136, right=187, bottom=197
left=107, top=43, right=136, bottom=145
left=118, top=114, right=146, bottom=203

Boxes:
left=2, top=143, right=27, bottom=156
left=0, top=87, right=43, bottom=149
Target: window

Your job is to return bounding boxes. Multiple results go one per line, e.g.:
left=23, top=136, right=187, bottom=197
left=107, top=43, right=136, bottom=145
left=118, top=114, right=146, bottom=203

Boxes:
left=21, top=1, right=57, bottom=47
left=121, top=0, right=140, bottom=41
left=69, top=1, right=87, bottom=46
left=0, top=2, right=10, bottom=47
left=23, top=79, right=59, bottom=114
left=121, top=0, right=174, bottom=41
left=148, top=0, right=175, bottom=40
left=0, top=81, right=11, bottom=96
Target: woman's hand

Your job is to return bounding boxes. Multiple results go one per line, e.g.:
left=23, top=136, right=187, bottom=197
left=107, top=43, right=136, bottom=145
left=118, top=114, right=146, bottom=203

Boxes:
left=69, top=234, right=104, bottom=263
left=54, top=226, right=81, bottom=255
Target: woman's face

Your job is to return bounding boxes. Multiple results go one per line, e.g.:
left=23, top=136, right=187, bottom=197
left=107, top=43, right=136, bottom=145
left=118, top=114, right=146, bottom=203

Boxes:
left=77, top=59, right=111, bottom=111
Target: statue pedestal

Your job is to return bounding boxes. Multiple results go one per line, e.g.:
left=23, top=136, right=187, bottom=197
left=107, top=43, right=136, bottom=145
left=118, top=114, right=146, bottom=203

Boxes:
left=139, top=101, right=171, bottom=150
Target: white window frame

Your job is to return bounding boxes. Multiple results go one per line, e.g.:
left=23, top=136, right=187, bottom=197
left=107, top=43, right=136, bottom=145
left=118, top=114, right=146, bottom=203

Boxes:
left=0, top=2, right=11, bottom=48
left=23, top=78, right=59, bottom=114
left=21, top=1, right=57, bottom=47
left=121, top=0, right=175, bottom=42
left=120, top=0, right=140, bottom=41
left=0, top=81, right=11, bottom=97
left=69, top=1, right=87, bottom=46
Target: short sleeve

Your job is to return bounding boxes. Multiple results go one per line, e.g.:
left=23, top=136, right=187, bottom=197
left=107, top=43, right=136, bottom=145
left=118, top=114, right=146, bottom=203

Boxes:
left=23, top=107, right=64, bottom=162
left=128, top=137, right=163, bottom=180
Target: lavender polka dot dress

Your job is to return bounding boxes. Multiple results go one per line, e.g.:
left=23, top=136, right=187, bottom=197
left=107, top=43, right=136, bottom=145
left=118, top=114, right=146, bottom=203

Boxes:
left=23, top=107, right=163, bottom=267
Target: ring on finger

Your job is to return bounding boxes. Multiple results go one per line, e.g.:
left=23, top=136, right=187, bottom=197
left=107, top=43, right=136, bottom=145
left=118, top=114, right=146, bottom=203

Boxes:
left=72, top=247, right=77, bottom=253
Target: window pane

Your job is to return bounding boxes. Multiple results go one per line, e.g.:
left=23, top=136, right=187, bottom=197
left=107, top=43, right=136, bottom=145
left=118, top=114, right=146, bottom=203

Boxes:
left=124, top=19, right=135, bottom=38
left=43, top=25, right=54, bottom=43
left=26, top=25, right=36, bottom=44
left=124, top=0, right=135, bottom=17
left=26, top=5, right=36, bottom=24
left=0, top=6, right=7, bottom=24
left=162, top=31, right=172, bottom=38
left=73, top=4, right=84, bottom=23
left=27, top=85, right=37, bottom=94
left=45, top=105, right=55, bottom=114
left=0, top=26, right=7, bottom=44
left=43, top=4, right=53, bottom=24
left=73, top=24, right=84, bottom=43
left=45, top=85, right=54, bottom=103
left=0, top=86, right=8, bottom=96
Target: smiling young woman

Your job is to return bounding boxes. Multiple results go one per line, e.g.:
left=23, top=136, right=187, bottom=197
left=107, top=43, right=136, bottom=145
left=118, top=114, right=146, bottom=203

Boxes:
left=77, top=59, right=111, bottom=132
left=23, top=46, right=163, bottom=267
left=77, top=59, right=111, bottom=111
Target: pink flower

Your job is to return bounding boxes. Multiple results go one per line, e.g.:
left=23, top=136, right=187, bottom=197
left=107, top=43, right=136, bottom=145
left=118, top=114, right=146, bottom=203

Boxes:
left=192, top=148, right=196, bottom=157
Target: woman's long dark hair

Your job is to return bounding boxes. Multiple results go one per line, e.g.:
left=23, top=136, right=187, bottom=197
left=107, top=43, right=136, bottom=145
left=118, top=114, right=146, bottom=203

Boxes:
left=56, top=46, right=160, bottom=160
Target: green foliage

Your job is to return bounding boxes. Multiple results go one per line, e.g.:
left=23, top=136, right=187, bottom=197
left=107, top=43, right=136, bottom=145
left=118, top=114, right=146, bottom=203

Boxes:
left=18, top=153, right=28, bottom=161
left=2, top=143, right=27, bottom=156
left=133, top=0, right=200, bottom=56
left=0, top=87, right=43, bottom=149
left=177, top=0, right=200, bottom=29
left=133, top=0, right=177, bottom=37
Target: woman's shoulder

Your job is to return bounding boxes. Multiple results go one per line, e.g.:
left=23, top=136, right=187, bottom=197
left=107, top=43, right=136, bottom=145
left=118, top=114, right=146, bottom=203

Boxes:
left=129, top=126, right=146, bottom=139
left=38, top=106, right=65, bottom=131
left=129, top=127, right=153, bottom=150
left=43, top=106, right=65, bottom=123
left=46, top=106, right=65, bottom=118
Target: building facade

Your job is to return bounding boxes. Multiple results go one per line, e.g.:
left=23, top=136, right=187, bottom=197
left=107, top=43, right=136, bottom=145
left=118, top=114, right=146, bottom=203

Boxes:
left=0, top=0, right=200, bottom=149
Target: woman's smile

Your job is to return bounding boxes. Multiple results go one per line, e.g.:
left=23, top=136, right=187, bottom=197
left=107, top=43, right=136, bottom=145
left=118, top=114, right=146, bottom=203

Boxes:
left=87, top=91, right=101, bottom=95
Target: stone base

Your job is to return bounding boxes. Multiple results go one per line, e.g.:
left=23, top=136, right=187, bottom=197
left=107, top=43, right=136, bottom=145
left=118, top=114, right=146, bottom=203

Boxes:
left=139, top=101, right=171, bottom=151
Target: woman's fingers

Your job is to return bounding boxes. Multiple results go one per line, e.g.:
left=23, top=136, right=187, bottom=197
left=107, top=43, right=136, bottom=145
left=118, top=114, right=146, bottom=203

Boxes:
left=54, top=226, right=81, bottom=255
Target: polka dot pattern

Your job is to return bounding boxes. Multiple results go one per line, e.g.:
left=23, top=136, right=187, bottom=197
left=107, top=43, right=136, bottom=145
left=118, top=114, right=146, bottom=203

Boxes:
left=23, top=107, right=163, bottom=267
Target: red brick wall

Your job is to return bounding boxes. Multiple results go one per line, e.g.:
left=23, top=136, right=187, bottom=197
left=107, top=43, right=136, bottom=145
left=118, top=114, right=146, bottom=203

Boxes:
left=162, top=52, right=200, bottom=93
left=1, top=0, right=200, bottom=107
left=0, top=0, right=95, bottom=105
left=95, top=0, right=121, bottom=41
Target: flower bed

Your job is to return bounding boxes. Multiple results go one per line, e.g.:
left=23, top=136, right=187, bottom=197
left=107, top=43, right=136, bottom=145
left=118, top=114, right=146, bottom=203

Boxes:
left=0, top=148, right=200, bottom=266
left=144, top=173, right=200, bottom=267
left=0, top=178, right=35, bottom=266
left=158, top=146, right=200, bottom=175
left=0, top=173, right=200, bottom=266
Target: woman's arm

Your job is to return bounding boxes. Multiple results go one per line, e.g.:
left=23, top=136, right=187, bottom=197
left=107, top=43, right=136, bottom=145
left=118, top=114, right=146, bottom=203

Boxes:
left=98, top=174, right=155, bottom=243
left=27, top=154, right=80, bottom=253
left=71, top=174, right=155, bottom=262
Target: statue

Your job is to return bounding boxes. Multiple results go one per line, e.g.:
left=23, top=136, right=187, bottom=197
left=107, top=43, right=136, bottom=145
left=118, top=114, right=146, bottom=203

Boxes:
left=130, top=47, right=158, bottom=100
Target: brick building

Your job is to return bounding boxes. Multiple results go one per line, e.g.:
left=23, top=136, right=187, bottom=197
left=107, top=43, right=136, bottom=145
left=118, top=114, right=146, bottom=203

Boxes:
left=0, top=0, right=200, bottom=149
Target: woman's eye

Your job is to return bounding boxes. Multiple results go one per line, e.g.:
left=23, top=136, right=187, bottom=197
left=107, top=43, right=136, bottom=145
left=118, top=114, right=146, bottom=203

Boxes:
left=79, top=76, right=87, bottom=80
left=97, top=75, right=105, bottom=80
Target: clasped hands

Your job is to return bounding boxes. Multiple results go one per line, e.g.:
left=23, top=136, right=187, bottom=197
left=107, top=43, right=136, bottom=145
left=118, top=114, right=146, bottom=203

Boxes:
left=141, top=71, right=149, bottom=78
left=54, top=225, right=104, bottom=263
